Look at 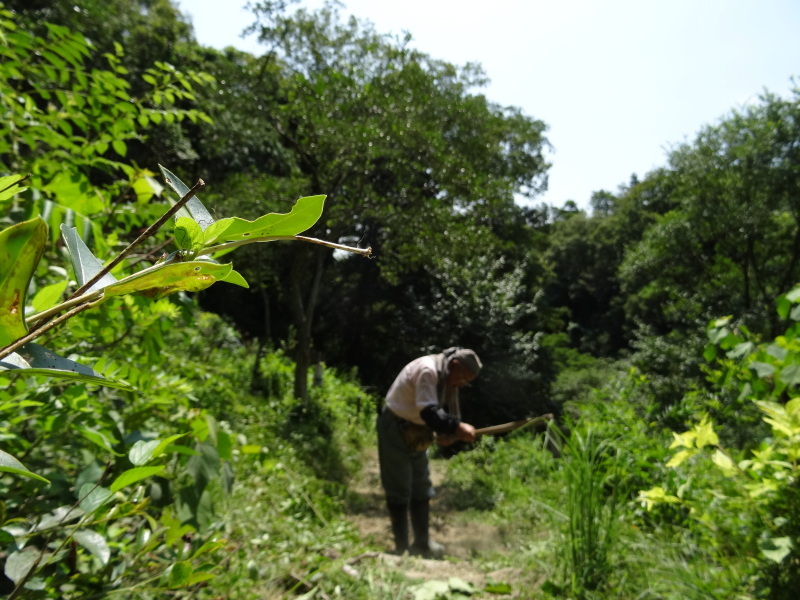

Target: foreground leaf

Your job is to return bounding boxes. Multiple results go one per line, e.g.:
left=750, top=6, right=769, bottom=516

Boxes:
left=0, top=218, right=47, bottom=346
left=129, top=433, right=188, bottom=466
left=4, top=549, right=39, bottom=583
left=105, top=261, right=236, bottom=298
left=0, top=343, right=133, bottom=390
left=61, top=225, right=118, bottom=292
left=159, top=164, right=214, bottom=230
left=0, top=449, right=49, bottom=483
left=73, top=529, right=111, bottom=565
left=0, top=174, right=28, bottom=207
left=110, top=466, right=166, bottom=492
left=202, top=195, right=326, bottom=245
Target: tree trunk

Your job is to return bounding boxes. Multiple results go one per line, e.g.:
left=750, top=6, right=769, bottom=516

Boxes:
left=289, top=245, right=326, bottom=403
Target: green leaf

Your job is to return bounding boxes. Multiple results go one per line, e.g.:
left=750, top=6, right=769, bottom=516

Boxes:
left=485, top=581, right=513, bottom=594
left=0, top=343, right=133, bottom=390
left=110, top=466, right=166, bottom=492
left=129, top=433, right=187, bottom=466
left=777, top=295, right=791, bottom=319
left=79, top=427, right=122, bottom=455
left=220, top=269, right=249, bottom=288
left=694, top=416, right=719, bottom=448
left=0, top=449, right=49, bottom=483
left=173, top=216, right=204, bottom=252
left=73, top=529, right=111, bottom=565
left=111, top=139, right=127, bottom=157
left=44, top=171, right=103, bottom=214
left=78, top=484, right=114, bottom=513
left=779, top=364, right=800, bottom=387
left=61, top=225, right=118, bottom=292
left=159, top=165, right=214, bottom=230
left=186, top=571, right=216, bottom=585
left=637, top=486, right=681, bottom=510
left=0, top=174, right=28, bottom=207
left=104, top=261, right=234, bottom=298
left=711, top=449, right=737, bottom=475
left=4, top=550, right=39, bottom=583
left=759, top=536, right=792, bottom=563
left=30, top=280, right=69, bottom=313
left=169, top=561, right=193, bottom=588
left=750, top=362, right=776, bottom=378
left=203, top=195, right=326, bottom=245
left=666, top=449, right=697, bottom=468
left=0, top=217, right=47, bottom=345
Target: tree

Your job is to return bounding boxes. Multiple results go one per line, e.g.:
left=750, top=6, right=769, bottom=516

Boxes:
left=233, top=1, right=551, bottom=399
left=620, top=89, right=800, bottom=340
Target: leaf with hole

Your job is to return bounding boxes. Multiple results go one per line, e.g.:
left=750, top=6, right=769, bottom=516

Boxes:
left=202, top=195, right=326, bottom=245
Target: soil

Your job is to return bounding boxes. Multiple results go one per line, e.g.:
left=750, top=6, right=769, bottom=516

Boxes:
left=344, top=448, right=530, bottom=597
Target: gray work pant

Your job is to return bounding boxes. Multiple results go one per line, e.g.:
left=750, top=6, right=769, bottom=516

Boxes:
left=376, top=408, right=435, bottom=505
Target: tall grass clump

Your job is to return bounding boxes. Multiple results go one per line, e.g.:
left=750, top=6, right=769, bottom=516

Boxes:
left=548, top=428, right=631, bottom=598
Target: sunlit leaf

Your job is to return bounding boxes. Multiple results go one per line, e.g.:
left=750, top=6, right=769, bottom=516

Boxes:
left=202, top=195, right=326, bottom=245
left=4, top=550, right=39, bottom=583
left=0, top=343, right=133, bottom=390
left=779, top=364, right=800, bottom=387
left=61, top=225, right=118, bottom=292
left=104, top=261, right=234, bottom=298
left=759, top=536, right=792, bottom=563
left=110, top=466, right=166, bottom=492
left=0, top=449, right=49, bottom=483
left=666, top=449, right=696, bottom=468
left=173, top=216, right=204, bottom=252
left=73, top=529, right=111, bottom=565
left=0, top=174, right=28, bottom=207
left=78, top=484, right=114, bottom=513
left=129, top=433, right=187, bottom=466
left=169, top=561, right=193, bottom=588
left=44, top=171, right=103, bottom=214
left=637, top=486, right=681, bottom=510
left=159, top=164, right=214, bottom=230
left=30, top=280, right=69, bottom=313
left=0, top=217, right=47, bottom=345
left=220, top=269, right=249, bottom=288
left=750, top=362, right=775, bottom=378
left=711, top=449, right=736, bottom=475
left=694, top=416, right=718, bottom=448
left=669, top=430, right=696, bottom=449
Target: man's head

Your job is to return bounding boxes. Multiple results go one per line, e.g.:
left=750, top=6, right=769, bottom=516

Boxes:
left=446, top=348, right=482, bottom=387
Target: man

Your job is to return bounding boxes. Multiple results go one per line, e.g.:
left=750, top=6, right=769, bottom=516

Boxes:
left=377, top=347, right=482, bottom=557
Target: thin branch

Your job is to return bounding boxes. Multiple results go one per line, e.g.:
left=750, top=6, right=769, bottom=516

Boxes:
left=65, top=179, right=206, bottom=303
left=199, top=235, right=373, bottom=258
left=0, top=295, right=103, bottom=360
left=19, top=179, right=205, bottom=343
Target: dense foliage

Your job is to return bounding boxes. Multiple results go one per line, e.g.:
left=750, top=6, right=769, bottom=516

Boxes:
left=2, top=0, right=799, bottom=598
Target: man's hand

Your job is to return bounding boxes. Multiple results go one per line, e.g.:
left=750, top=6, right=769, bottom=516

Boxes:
left=455, top=422, right=476, bottom=443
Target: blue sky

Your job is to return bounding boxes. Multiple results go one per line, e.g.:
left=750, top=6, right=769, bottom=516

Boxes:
left=177, top=0, right=800, bottom=211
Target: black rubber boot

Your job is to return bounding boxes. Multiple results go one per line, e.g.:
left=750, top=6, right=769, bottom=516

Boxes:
left=409, top=498, right=444, bottom=558
left=386, top=501, right=409, bottom=554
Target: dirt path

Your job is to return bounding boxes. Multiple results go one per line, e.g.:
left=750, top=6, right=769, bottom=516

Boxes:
left=344, top=447, right=525, bottom=595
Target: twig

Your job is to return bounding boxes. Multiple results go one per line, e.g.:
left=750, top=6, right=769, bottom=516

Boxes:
left=64, top=178, right=205, bottom=303
left=6, top=180, right=205, bottom=355
left=0, top=293, right=103, bottom=360
left=199, top=235, right=372, bottom=258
